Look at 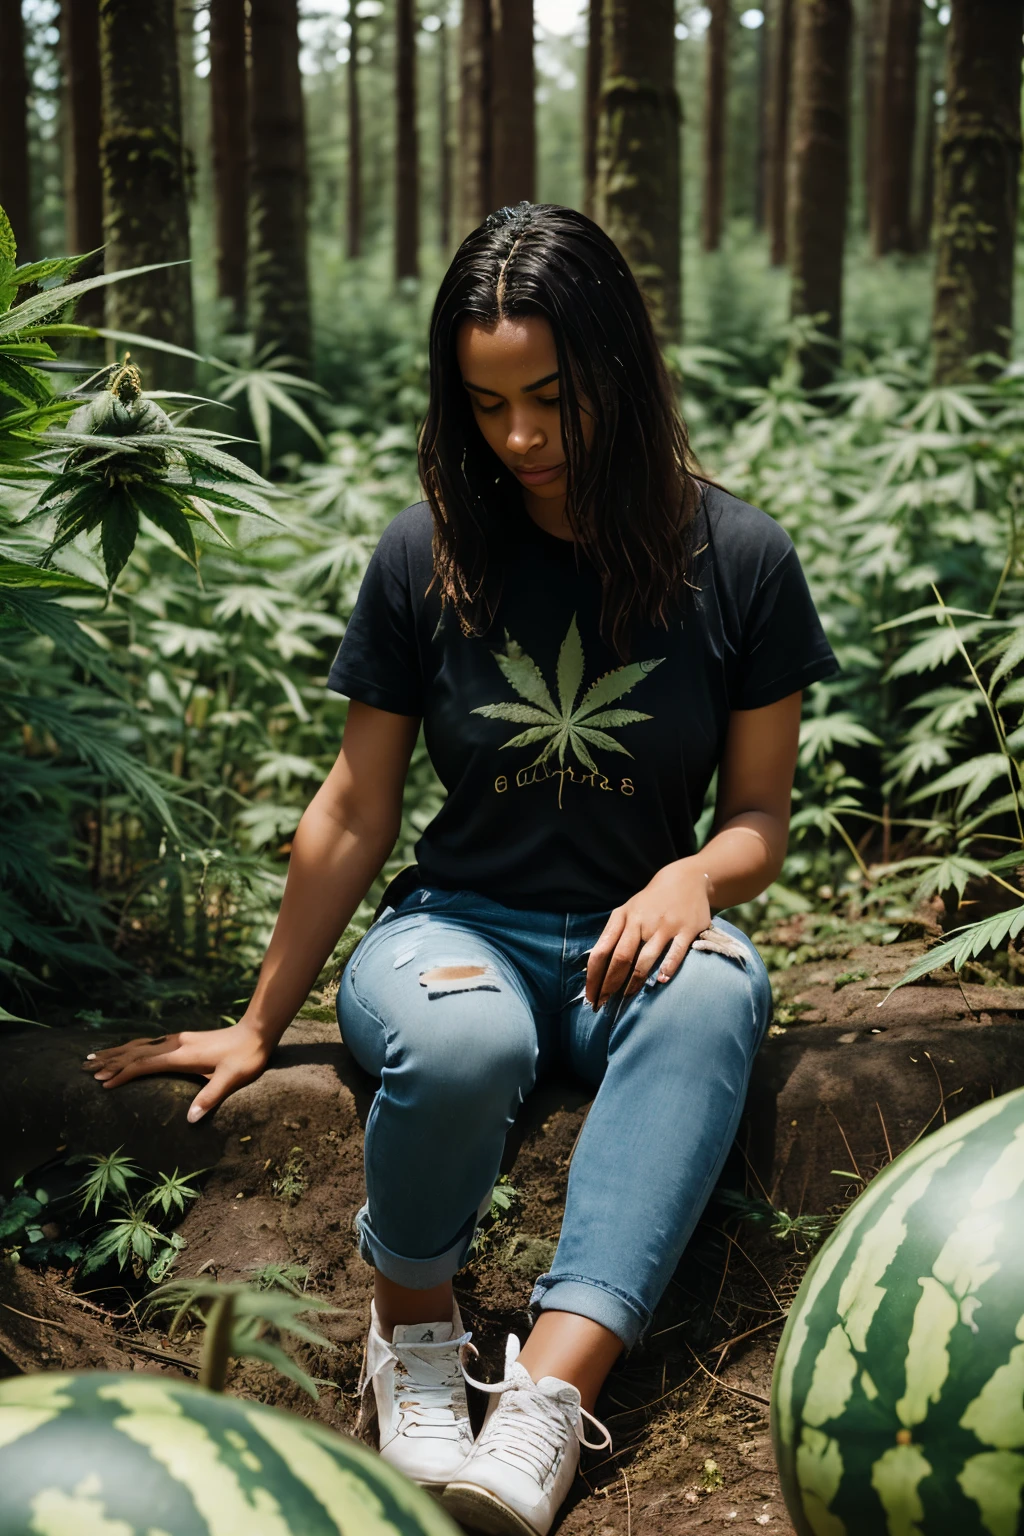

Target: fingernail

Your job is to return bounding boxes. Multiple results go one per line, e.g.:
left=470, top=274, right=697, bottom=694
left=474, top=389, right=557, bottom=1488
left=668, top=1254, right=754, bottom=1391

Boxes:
left=86, top=1053, right=96, bottom=1061
left=94, top=1070, right=112, bottom=1081
left=187, top=1104, right=206, bottom=1124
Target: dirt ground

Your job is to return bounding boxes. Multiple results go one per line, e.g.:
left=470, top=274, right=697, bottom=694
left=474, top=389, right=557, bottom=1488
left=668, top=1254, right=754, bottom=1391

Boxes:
left=3, top=911, right=1024, bottom=1535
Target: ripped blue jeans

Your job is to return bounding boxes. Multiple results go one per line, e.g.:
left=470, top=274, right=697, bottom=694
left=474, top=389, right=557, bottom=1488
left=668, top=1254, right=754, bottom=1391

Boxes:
left=337, top=883, right=772, bottom=1349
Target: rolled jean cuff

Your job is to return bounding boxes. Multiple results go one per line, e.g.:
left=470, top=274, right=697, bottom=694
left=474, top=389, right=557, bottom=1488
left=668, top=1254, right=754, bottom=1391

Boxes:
left=355, top=1202, right=478, bottom=1289
left=529, top=1273, right=651, bottom=1351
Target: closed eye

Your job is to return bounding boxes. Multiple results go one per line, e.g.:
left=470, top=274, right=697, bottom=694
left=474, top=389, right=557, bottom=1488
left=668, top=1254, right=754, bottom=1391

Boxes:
left=475, top=396, right=561, bottom=414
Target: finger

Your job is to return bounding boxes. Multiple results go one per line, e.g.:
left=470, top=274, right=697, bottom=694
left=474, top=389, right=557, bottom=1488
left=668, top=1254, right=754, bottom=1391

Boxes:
left=624, top=933, right=674, bottom=996
left=88, top=1043, right=180, bottom=1080
left=82, top=1035, right=177, bottom=1067
left=650, top=932, right=695, bottom=985
left=586, top=911, right=627, bottom=1004
left=187, top=1060, right=256, bottom=1124
left=596, top=932, right=645, bottom=1007
left=97, top=1051, right=196, bottom=1089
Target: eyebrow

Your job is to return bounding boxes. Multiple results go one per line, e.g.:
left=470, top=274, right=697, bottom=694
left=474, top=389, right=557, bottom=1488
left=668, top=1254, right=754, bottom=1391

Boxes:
left=461, top=370, right=560, bottom=396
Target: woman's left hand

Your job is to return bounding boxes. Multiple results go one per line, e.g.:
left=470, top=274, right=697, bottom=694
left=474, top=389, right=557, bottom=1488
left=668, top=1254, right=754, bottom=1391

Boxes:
left=585, top=860, right=712, bottom=1010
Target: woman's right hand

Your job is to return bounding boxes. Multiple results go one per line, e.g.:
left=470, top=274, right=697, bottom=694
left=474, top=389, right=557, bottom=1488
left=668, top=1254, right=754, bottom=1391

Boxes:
left=80, top=1020, right=273, bottom=1123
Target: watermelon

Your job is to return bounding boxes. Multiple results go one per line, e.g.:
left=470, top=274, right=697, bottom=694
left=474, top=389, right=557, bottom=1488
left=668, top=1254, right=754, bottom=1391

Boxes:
left=0, top=1371, right=460, bottom=1535
left=771, top=1086, right=1024, bottom=1536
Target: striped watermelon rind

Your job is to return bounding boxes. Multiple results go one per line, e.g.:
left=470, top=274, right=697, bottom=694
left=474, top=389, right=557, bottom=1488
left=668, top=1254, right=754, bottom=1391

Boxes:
left=0, top=1371, right=460, bottom=1535
left=771, top=1086, right=1024, bottom=1536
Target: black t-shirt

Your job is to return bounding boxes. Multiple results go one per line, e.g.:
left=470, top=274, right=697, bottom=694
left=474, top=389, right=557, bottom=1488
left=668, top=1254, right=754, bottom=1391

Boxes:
left=326, top=486, right=839, bottom=912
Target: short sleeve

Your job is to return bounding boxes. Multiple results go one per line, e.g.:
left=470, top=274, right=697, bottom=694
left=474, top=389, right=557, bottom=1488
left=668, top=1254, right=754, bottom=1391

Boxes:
left=326, top=526, right=424, bottom=716
left=732, top=540, right=840, bottom=710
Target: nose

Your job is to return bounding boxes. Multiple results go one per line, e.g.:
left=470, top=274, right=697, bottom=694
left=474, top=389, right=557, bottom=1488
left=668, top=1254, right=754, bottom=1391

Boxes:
left=505, top=410, right=547, bottom=456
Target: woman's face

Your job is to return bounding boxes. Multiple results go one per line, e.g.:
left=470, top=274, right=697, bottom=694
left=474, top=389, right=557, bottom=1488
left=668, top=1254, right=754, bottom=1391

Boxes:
left=456, top=315, right=595, bottom=506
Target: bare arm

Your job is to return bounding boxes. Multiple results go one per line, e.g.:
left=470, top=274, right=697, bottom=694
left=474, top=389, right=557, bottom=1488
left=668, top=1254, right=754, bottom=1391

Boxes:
left=241, top=701, right=419, bottom=1047
left=585, top=691, right=802, bottom=1005
left=82, top=701, right=420, bottom=1120
left=688, top=687, right=802, bottom=908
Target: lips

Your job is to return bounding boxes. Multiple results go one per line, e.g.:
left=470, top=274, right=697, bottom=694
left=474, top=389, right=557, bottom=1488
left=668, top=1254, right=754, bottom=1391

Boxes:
left=516, top=462, right=564, bottom=474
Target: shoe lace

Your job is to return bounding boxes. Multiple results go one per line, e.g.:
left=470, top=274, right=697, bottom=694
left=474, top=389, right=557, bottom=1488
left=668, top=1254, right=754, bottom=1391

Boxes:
left=461, top=1358, right=611, bottom=1482
left=391, top=1331, right=474, bottom=1430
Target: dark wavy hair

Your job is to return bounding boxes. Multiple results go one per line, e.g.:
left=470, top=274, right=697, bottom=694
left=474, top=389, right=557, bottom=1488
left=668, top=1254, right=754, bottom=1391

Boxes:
left=417, top=201, right=704, bottom=661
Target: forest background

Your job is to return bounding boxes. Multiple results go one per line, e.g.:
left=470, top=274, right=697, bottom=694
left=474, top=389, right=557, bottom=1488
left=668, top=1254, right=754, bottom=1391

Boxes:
left=0, top=0, right=1023, bottom=1037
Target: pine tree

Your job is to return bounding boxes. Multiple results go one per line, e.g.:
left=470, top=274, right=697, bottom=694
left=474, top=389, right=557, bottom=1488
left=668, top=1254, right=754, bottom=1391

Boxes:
left=931, top=0, right=1024, bottom=383
left=176, top=0, right=197, bottom=203
left=395, top=0, right=419, bottom=280
left=701, top=0, right=729, bottom=253
left=98, top=0, right=195, bottom=387
left=346, top=5, right=362, bottom=260
left=753, top=7, right=769, bottom=231
left=248, top=0, right=311, bottom=367
left=438, top=12, right=451, bottom=251
left=583, top=0, right=603, bottom=219
left=0, top=0, right=32, bottom=258
left=60, top=0, right=103, bottom=318
left=872, top=0, right=921, bottom=255
left=491, top=0, right=536, bottom=208
left=596, top=0, right=681, bottom=343
left=788, top=0, right=853, bottom=386
left=209, top=0, right=248, bottom=329
left=912, top=21, right=941, bottom=253
left=861, top=0, right=885, bottom=232
left=765, top=0, right=794, bottom=265
left=457, top=0, right=492, bottom=238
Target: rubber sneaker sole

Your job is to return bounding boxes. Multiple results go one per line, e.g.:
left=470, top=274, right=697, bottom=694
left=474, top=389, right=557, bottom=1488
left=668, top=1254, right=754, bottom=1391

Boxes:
left=441, top=1482, right=543, bottom=1536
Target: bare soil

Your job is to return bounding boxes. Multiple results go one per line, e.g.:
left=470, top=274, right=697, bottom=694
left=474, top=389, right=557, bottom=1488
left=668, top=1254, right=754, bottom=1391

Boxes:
left=4, top=915, right=1024, bottom=1535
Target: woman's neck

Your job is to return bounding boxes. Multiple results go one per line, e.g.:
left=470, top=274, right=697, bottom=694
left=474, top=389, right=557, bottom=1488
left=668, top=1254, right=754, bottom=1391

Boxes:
left=523, top=489, right=576, bottom=542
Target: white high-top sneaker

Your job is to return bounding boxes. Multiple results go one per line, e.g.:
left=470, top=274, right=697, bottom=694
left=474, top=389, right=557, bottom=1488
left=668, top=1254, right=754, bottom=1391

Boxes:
left=359, top=1299, right=475, bottom=1490
left=442, top=1334, right=612, bottom=1536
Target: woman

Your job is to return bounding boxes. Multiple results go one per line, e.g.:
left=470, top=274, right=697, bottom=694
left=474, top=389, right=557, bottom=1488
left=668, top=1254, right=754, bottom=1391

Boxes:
left=84, top=203, right=838, bottom=1536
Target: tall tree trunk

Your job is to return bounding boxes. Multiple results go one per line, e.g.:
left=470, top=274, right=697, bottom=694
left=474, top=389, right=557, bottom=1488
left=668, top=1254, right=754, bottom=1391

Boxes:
left=248, top=0, right=311, bottom=367
left=395, top=0, right=419, bottom=279
left=912, top=32, right=938, bottom=253
left=862, top=0, right=884, bottom=235
left=60, top=0, right=103, bottom=323
left=872, top=0, right=921, bottom=254
left=346, top=5, right=362, bottom=259
left=457, top=0, right=492, bottom=239
left=98, top=0, right=194, bottom=389
left=583, top=0, right=603, bottom=219
left=438, top=14, right=451, bottom=251
left=176, top=0, right=197, bottom=202
left=753, top=12, right=769, bottom=231
left=209, top=0, right=248, bottom=328
left=931, top=0, right=1024, bottom=383
left=597, top=0, right=681, bottom=343
left=765, top=0, right=793, bottom=264
left=701, top=0, right=729, bottom=252
left=491, top=0, right=535, bottom=208
left=0, top=0, right=32, bottom=258
left=788, top=0, right=853, bottom=387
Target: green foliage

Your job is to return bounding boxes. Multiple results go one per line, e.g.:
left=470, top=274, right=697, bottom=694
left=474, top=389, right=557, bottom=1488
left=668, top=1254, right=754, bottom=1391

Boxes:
left=0, top=1149, right=202, bottom=1282
left=3, top=191, right=1023, bottom=1026
left=150, top=1276, right=338, bottom=1398
left=207, top=343, right=328, bottom=475
left=469, top=1177, right=521, bottom=1258
left=0, top=210, right=401, bottom=1024
left=716, top=1189, right=836, bottom=1255
left=703, top=325, right=1024, bottom=982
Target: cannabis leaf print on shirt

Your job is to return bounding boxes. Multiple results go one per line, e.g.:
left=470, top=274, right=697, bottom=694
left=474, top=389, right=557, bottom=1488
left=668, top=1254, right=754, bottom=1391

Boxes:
left=471, top=613, right=665, bottom=808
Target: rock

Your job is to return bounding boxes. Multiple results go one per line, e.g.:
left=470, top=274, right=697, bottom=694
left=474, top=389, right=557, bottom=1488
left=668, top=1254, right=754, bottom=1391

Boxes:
left=742, top=1014, right=1024, bottom=1217
left=0, top=1027, right=226, bottom=1188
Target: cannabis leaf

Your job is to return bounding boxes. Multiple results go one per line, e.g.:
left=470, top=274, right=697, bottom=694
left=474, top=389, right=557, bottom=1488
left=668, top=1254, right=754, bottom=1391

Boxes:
left=472, top=613, right=664, bottom=807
